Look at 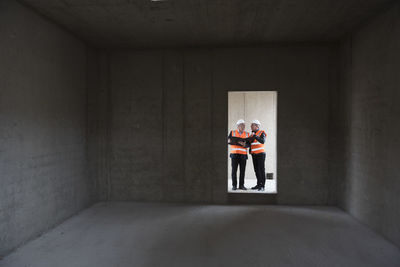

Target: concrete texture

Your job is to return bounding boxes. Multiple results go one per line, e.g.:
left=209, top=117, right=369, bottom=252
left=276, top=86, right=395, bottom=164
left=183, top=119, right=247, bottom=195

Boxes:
left=20, top=0, right=395, bottom=47
left=86, top=49, right=111, bottom=201
left=332, top=2, right=400, bottom=248
left=1, top=202, right=400, bottom=267
left=87, top=45, right=337, bottom=205
left=0, top=0, right=93, bottom=257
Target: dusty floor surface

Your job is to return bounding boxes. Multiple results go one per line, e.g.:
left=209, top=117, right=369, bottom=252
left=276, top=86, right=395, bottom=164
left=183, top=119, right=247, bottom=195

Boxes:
left=1, top=202, right=400, bottom=267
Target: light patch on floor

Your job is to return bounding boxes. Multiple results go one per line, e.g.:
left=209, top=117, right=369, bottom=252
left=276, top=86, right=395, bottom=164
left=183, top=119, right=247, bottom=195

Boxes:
left=227, top=178, right=277, bottom=193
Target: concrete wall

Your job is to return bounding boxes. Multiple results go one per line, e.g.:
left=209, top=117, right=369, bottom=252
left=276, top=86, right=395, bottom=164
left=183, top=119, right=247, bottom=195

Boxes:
left=87, top=50, right=111, bottom=201
left=0, top=0, right=92, bottom=257
left=90, top=45, right=338, bottom=205
left=334, top=3, right=400, bottom=247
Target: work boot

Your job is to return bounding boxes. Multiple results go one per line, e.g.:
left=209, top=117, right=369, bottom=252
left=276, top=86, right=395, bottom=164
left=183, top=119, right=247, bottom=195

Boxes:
left=232, top=186, right=237, bottom=190
left=251, top=185, right=259, bottom=190
left=239, top=186, right=247, bottom=190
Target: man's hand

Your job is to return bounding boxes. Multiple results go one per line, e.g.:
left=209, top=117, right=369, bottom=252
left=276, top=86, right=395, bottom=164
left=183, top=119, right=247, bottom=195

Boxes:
left=238, top=141, right=245, bottom=147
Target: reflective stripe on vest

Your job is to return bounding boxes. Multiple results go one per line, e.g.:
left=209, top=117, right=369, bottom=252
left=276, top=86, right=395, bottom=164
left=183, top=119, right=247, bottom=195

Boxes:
left=230, top=130, right=249, bottom=155
left=250, top=130, right=266, bottom=154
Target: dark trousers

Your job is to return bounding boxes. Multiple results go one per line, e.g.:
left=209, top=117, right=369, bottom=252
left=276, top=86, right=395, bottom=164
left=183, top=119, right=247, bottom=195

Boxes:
left=252, top=153, right=266, bottom=187
left=231, top=154, right=247, bottom=187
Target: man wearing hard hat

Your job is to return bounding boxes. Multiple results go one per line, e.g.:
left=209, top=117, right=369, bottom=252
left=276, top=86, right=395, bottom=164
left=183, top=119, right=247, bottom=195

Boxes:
left=227, top=119, right=249, bottom=190
left=249, top=119, right=267, bottom=191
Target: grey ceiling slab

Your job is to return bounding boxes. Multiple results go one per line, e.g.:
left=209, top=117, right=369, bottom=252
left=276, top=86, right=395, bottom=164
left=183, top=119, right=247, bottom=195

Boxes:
left=20, top=0, right=395, bottom=47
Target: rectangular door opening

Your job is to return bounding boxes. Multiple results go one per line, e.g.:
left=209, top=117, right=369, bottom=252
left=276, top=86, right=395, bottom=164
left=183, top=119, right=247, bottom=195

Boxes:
left=227, top=91, right=277, bottom=194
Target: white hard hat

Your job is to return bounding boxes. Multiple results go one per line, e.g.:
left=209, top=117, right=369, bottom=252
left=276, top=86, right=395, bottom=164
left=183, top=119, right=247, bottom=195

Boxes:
left=252, top=119, right=261, bottom=125
left=236, top=119, right=245, bottom=125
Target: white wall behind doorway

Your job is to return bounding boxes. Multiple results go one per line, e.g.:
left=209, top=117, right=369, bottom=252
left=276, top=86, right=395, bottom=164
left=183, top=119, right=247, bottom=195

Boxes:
left=228, top=91, right=277, bottom=193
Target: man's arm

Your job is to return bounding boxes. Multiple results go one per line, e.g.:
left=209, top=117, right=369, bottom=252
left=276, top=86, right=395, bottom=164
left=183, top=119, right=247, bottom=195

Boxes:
left=243, top=137, right=252, bottom=147
left=254, top=131, right=266, bottom=144
left=227, top=131, right=232, bottom=143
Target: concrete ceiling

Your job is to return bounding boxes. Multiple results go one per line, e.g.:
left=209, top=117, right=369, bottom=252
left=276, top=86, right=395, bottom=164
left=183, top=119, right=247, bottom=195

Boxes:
left=21, top=0, right=395, bottom=48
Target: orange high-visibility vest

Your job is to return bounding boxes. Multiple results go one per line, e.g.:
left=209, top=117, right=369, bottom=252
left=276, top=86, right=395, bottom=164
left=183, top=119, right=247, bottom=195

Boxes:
left=250, top=130, right=266, bottom=154
left=230, top=130, right=249, bottom=155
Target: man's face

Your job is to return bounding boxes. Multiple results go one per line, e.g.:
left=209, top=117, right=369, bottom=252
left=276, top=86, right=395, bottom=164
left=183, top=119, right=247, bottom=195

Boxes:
left=251, top=123, right=259, bottom=131
left=237, top=123, right=245, bottom=132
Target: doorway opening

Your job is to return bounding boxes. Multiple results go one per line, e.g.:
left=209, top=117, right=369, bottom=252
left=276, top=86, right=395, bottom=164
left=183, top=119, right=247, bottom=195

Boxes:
left=227, top=91, right=277, bottom=194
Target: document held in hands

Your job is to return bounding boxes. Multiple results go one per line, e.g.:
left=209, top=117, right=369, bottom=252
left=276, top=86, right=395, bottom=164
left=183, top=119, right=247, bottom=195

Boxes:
left=228, top=136, right=256, bottom=145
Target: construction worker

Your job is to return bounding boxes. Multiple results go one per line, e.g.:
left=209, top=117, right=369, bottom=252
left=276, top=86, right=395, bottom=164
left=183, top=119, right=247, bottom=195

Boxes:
left=249, top=119, right=267, bottom=191
left=228, top=119, right=249, bottom=190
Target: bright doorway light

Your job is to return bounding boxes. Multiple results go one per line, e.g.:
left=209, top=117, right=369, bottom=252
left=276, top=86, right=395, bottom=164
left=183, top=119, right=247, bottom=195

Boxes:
left=227, top=91, right=277, bottom=194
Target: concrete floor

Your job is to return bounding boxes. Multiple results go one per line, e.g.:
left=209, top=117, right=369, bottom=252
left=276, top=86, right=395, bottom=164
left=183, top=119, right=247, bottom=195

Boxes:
left=227, top=178, right=277, bottom=193
left=1, top=203, right=399, bottom=267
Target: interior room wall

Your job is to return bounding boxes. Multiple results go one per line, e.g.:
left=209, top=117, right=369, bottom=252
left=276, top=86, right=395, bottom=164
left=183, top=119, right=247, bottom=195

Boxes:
left=334, top=2, right=400, bottom=247
left=0, top=0, right=92, bottom=257
left=87, top=49, right=111, bottom=201
left=89, top=45, right=338, bottom=205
